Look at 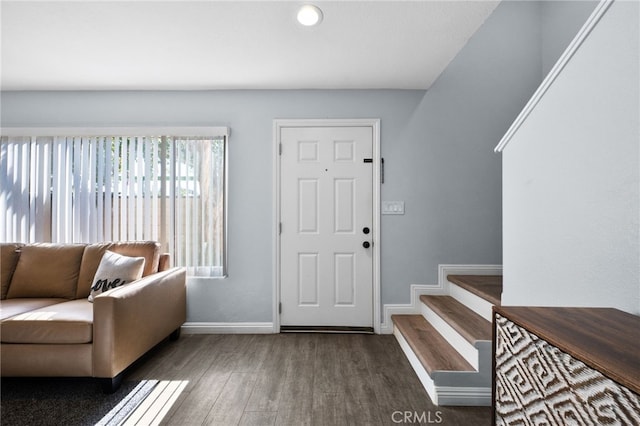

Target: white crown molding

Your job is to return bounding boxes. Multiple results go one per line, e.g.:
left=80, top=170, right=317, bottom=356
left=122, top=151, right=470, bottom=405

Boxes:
left=494, top=0, right=613, bottom=152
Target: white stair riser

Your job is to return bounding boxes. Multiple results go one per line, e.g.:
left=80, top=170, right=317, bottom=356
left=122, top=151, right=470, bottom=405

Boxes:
left=448, top=284, right=494, bottom=321
left=393, top=325, right=439, bottom=404
left=420, top=303, right=480, bottom=370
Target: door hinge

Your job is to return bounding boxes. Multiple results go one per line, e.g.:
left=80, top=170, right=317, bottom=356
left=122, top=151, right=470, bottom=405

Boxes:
left=279, top=302, right=282, bottom=314
left=279, top=222, right=282, bottom=235
left=279, top=144, right=283, bottom=155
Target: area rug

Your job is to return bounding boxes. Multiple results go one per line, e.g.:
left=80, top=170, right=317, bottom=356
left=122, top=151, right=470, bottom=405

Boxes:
left=1, top=377, right=158, bottom=426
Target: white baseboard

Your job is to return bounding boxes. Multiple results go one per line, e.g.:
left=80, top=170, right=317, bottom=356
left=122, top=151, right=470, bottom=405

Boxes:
left=183, top=266, right=502, bottom=335
left=435, top=386, right=492, bottom=406
left=380, top=284, right=445, bottom=334
left=182, top=322, right=275, bottom=334
left=438, top=264, right=503, bottom=284
left=380, top=264, right=502, bottom=334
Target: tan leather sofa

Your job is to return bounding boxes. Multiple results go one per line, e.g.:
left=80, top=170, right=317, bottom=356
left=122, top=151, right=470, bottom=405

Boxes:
left=0, top=241, right=186, bottom=392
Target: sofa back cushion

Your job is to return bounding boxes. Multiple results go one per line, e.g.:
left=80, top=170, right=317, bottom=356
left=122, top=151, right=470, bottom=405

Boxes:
left=76, top=241, right=160, bottom=298
left=1, top=243, right=24, bottom=300
left=6, top=243, right=86, bottom=299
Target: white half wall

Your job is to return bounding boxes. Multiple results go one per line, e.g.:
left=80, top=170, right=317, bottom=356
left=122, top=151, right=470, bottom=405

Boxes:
left=501, top=0, right=640, bottom=314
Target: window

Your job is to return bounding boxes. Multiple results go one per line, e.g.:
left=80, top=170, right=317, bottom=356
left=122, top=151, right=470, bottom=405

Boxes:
left=0, top=127, right=228, bottom=277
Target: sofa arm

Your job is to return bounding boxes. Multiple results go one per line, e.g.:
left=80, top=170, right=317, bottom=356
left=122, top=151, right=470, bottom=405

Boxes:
left=92, top=267, right=186, bottom=378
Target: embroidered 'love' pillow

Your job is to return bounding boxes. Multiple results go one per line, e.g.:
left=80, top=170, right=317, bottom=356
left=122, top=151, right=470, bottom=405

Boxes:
left=88, top=250, right=145, bottom=302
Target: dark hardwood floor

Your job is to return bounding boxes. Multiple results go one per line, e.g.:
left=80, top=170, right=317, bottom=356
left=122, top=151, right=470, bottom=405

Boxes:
left=126, top=333, right=491, bottom=425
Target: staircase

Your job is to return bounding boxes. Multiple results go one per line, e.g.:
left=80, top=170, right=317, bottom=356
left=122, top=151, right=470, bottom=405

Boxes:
left=392, top=275, right=502, bottom=406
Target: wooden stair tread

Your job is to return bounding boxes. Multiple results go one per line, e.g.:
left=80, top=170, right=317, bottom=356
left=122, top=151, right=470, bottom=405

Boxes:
left=420, top=295, right=492, bottom=344
left=392, top=314, right=475, bottom=374
left=447, top=275, right=502, bottom=306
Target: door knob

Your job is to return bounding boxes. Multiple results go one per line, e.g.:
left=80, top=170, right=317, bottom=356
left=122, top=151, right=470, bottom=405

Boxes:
left=363, top=241, right=371, bottom=249
left=363, top=227, right=370, bottom=234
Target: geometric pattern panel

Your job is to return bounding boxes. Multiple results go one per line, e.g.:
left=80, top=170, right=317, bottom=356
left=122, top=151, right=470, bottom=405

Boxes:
left=495, top=314, right=640, bottom=426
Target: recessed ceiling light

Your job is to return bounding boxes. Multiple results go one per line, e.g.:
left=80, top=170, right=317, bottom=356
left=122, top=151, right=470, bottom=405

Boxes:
left=297, top=4, right=323, bottom=27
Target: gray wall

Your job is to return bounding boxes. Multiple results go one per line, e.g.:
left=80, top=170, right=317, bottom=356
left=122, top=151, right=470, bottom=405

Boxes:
left=1, top=90, right=426, bottom=322
left=378, top=0, right=542, bottom=305
left=0, top=1, right=595, bottom=323
left=377, top=0, right=596, bottom=305
left=502, top=0, right=640, bottom=314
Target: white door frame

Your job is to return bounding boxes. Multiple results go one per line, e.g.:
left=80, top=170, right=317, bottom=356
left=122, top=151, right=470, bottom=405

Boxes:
left=273, top=119, right=381, bottom=334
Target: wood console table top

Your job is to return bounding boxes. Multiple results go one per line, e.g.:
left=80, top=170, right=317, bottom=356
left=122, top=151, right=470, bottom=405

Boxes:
left=494, top=306, right=640, bottom=394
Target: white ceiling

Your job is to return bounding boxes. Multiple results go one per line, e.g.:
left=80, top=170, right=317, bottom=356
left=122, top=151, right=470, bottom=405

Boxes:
left=1, top=1, right=500, bottom=91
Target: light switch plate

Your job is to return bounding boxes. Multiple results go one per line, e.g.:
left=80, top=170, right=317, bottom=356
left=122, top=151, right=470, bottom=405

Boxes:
left=382, top=201, right=404, bottom=215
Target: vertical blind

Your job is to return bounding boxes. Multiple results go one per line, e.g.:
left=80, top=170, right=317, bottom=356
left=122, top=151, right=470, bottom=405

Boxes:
left=0, top=132, right=227, bottom=277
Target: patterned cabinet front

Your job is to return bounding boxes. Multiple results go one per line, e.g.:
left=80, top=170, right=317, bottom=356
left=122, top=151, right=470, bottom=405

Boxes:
left=494, top=313, right=640, bottom=425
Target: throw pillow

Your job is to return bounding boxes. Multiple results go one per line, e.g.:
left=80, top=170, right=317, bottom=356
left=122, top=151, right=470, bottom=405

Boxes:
left=88, top=250, right=145, bottom=302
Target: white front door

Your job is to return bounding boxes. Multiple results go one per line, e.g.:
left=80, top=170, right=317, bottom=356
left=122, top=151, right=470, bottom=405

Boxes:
left=279, top=125, right=374, bottom=328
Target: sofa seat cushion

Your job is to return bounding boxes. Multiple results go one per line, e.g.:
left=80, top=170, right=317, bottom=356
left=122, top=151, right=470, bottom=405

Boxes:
left=0, top=299, right=93, bottom=344
left=0, top=298, right=67, bottom=321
